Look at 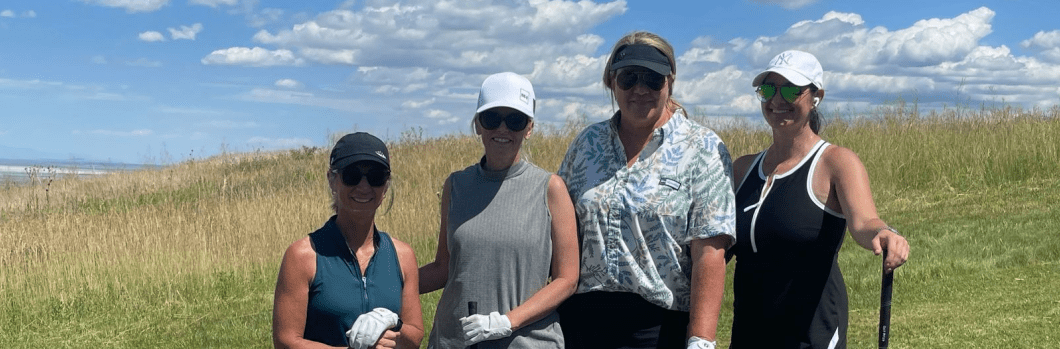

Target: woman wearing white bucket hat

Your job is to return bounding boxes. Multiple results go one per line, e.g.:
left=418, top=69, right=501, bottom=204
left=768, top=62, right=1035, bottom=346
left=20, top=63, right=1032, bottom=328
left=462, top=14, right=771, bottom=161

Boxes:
left=419, top=72, right=579, bottom=348
left=728, top=50, right=910, bottom=348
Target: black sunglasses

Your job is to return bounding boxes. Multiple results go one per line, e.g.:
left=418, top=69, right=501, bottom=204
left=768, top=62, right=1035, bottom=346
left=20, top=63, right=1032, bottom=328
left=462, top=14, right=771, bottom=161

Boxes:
left=478, top=109, right=530, bottom=131
left=756, top=83, right=806, bottom=103
left=333, top=166, right=389, bottom=187
left=614, top=68, right=666, bottom=91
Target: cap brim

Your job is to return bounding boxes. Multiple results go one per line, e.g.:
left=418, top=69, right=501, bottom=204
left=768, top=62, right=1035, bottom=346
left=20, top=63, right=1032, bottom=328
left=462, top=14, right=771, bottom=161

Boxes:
left=611, top=59, right=672, bottom=76
left=752, top=67, right=814, bottom=87
left=333, top=154, right=389, bottom=171
left=476, top=101, right=534, bottom=119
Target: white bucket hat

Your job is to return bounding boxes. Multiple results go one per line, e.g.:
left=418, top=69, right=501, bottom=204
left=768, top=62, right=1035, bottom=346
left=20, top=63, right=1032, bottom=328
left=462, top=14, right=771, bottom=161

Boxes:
left=752, top=50, right=824, bottom=89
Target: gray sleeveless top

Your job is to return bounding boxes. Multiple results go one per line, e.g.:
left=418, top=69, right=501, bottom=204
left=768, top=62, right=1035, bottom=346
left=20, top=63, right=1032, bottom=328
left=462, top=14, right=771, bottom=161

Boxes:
left=427, top=158, right=563, bottom=349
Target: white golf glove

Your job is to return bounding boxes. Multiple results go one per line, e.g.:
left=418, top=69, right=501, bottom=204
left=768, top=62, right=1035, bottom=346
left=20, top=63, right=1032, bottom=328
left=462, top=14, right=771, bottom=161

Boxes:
left=687, top=336, right=717, bottom=349
left=460, top=311, right=512, bottom=346
left=346, top=307, right=400, bottom=349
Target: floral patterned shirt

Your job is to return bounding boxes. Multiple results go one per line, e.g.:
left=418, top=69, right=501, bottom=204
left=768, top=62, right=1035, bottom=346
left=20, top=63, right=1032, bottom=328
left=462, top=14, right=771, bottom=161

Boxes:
left=557, top=109, right=736, bottom=311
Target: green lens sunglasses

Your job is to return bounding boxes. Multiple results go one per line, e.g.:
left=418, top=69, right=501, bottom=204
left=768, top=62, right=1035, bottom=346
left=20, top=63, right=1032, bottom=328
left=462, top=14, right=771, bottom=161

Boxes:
left=756, top=83, right=805, bottom=103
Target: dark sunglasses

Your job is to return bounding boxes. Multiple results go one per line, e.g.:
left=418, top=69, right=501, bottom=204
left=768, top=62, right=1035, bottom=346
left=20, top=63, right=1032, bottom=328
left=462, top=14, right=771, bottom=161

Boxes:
left=333, top=166, right=389, bottom=187
left=615, top=68, right=666, bottom=91
left=756, top=83, right=806, bottom=103
left=478, top=109, right=530, bottom=131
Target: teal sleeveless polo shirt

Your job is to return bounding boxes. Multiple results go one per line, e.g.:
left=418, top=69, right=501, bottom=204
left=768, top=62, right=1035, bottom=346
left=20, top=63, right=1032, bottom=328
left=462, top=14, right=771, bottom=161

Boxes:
left=303, top=216, right=403, bottom=346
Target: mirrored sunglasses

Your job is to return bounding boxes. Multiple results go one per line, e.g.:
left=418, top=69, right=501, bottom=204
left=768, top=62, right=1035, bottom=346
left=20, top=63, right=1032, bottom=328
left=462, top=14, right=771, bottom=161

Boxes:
left=615, top=68, right=666, bottom=91
left=756, top=83, right=806, bottom=103
left=333, top=166, right=389, bottom=187
left=478, top=110, right=530, bottom=131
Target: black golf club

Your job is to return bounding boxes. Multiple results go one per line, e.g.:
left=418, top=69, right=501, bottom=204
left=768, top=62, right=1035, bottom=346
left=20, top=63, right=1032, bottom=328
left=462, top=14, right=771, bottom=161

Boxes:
left=468, top=301, right=479, bottom=349
left=878, top=249, right=894, bottom=349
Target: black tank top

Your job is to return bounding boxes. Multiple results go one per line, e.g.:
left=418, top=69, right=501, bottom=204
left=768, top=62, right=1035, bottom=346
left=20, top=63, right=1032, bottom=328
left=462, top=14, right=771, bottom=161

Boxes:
left=730, top=140, right=850, bottom=349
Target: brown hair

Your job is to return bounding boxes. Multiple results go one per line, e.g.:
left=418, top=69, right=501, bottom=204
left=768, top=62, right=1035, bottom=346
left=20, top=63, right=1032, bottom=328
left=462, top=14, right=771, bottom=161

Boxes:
left=602, top=31, right=683, bottom=112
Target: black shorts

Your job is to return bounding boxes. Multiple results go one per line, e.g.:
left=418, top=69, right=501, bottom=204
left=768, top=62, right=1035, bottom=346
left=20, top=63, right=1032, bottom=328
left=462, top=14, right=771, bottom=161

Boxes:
left=558, top=291, right=689, bottom=349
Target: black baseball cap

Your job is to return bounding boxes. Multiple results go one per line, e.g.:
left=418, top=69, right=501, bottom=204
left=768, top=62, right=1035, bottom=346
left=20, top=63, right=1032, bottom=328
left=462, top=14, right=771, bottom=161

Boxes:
left=330, top=132, right=390, bottom=170
left=610, top=44, right=672, bottom=76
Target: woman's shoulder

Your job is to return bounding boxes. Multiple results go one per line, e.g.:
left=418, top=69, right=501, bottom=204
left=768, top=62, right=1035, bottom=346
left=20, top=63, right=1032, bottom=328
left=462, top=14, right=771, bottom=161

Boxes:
left=570, top=118, right=614, bottom=143
left=282, top=236, right=316, bottom=269
left=385, top=233, right=415, bottom=258
left=819, top=142, right=866, bottom=175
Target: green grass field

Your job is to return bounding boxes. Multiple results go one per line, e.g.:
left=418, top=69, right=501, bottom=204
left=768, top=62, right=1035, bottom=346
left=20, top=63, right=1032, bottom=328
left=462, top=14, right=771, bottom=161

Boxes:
left=2, top=105, right=1058, bottom=348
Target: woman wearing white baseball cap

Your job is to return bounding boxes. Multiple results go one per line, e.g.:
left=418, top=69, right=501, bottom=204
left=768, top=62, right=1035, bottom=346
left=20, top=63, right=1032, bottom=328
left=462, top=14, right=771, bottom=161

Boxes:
left=419, top=72, right=579, bottom=348
left=728, top=50, right=910, bottom=348
left=557, top=31, right=735, bottom=349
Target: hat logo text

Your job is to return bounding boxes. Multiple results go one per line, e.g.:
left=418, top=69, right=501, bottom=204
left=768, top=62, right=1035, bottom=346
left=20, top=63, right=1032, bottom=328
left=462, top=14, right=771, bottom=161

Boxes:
left=520, top=89, right=530, bottom=105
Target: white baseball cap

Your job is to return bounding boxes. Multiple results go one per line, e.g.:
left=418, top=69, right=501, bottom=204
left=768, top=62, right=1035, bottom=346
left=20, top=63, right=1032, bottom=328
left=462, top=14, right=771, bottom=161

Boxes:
left=476, top=72, right=536, bottom=118
left=752, top=50, right=824, bottom=89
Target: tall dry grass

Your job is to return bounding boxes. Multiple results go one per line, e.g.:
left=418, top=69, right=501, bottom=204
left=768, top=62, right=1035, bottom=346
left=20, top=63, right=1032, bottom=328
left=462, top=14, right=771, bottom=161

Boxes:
left=2, top=104, right=1058, bottom=347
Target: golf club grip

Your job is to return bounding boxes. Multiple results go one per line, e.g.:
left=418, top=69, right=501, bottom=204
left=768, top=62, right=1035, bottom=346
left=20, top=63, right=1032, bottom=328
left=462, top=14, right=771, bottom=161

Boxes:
left=468, top=301, right=478, bottom=349
left=879, top=250, right=894, bottom=349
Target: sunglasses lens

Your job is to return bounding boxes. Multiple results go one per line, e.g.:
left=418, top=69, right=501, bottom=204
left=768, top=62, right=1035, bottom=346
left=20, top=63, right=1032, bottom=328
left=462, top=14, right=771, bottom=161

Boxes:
left=341, top=167, right=362, bottom=186
left=757, top=85, right=776, bottom=102
left=615, top=70, right=665, bottom=91
left=480, top=110, right=529, bottom=131
left=479, top=111, right=503, bottom=130
left=340, top=166, right=388, bottom=187
left=642, top=73, right=665, bottom=91
left=616, top=70, right=638, bottom=90
left=780, top=86, right=802, bottom=103
left=505, top=114, right=529, bottom=131
left=364, top=170, right=389, bottom=187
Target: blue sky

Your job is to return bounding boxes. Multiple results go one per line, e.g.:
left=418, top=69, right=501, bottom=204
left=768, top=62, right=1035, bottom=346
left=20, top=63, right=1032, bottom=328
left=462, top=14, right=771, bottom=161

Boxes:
left=1, top=0, right=1058, bottom=164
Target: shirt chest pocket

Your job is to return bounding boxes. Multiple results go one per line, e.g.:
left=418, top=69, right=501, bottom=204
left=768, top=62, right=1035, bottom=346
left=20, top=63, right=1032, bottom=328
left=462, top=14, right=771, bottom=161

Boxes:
left=636, top=177, right=691, bottom=221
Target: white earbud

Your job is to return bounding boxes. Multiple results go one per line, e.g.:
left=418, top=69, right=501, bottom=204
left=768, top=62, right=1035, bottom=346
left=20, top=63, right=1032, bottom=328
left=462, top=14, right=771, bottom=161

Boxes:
left=813, top=97, right=821, bottom=107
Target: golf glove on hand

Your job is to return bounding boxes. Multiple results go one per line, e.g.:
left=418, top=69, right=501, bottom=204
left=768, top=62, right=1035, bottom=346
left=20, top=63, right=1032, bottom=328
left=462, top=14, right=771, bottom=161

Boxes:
left=460, top=311, right=512, bottom=346
left=346, top=307, right=400, bottom=349
left=687, top=336, right=717, bottom=349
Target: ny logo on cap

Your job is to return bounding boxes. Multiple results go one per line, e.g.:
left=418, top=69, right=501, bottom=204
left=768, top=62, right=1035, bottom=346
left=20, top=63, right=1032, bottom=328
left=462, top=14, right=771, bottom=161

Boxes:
left=375, top=151, right=386, bottom=160
left=772, top=51, right=793, bottom=66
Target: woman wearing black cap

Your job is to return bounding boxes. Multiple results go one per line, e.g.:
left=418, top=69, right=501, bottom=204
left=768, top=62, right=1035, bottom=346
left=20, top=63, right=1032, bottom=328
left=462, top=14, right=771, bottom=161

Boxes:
left=557, top=31, right=735, bottom=349
left=273, top=132, right=423, bottom=349
left=728, top=50, right=909, bottom=348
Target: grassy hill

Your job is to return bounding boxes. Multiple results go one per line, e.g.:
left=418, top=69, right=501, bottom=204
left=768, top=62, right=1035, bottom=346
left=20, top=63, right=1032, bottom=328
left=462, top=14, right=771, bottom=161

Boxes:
left=2, top=105, right=1058, bottom=348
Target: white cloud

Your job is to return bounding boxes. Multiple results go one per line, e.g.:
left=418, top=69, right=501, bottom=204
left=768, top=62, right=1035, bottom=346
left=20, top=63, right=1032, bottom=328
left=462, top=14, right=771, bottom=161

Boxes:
left=0, top=9, right=31, bottom=18
left=79, top=0, right=169, bottom=13
left=425, top=109, right=459, bottom=125
left=1040, top=47, right=1060, bottom=63
left=243, top=1, right=622, bottom=70
left=274, top=79, right=302, bottom=88
left=169, top=23, right=203, bottom=40
left=679, top=47, right=726, bottom=66
left=749, top=0, right=819, bottom=10
left=1021, top=30, right=1060, bottom=49
left=201, top=47, right=304, bottom=66
left=91, top=55, right=108, bottom=64
left=189, top=0, right=238, bottom=7
left=138, top=31, right=165, bottom=42
left=75, top=129, right=154, bottom=137
left=402, top=98, right=435, bottom=109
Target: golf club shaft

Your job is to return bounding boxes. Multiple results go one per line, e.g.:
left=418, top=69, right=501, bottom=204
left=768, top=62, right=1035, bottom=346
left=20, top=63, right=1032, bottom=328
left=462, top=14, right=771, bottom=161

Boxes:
left=879, top=249, right=893, bottom=349
left=468, top=301, right=478, bottom=349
